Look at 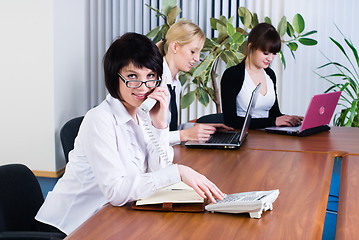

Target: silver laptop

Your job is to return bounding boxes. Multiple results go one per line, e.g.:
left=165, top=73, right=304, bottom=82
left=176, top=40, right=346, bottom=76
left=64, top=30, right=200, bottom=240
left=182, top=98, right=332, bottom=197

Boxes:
left=185, top=83, right=261, bottom=149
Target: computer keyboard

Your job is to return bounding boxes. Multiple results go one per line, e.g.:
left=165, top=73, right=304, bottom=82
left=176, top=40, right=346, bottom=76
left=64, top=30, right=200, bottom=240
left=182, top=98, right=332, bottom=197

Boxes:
left=207, top=131, right=240, bottom=144
left=205, top=189, right=279, bottom=218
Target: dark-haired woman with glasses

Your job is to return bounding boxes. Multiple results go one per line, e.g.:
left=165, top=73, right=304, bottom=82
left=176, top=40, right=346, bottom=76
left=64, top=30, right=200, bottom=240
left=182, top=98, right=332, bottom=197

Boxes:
left=221, top=23, right=303, bottom=129
left=35, top=32, right=224, bottom=236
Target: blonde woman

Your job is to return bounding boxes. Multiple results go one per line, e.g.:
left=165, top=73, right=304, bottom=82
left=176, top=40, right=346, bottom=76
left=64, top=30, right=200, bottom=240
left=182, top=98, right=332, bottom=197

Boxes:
left=157, top=20, right=232, bottom=145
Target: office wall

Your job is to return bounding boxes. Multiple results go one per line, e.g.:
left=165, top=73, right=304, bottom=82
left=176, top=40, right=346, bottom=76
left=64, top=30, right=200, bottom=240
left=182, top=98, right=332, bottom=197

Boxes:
left=53, top=0, right=86, bottom=171
left=242, top=0, right=359, bottom=117
left=0, top=0, right=55, bottom=173
left=0, top=0, right=86, bottom=175
left=1, top=0, right=358, bottom=175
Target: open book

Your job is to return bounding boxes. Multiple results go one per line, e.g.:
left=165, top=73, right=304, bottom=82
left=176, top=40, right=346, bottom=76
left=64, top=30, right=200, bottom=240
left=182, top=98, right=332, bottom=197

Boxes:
left=133, top=182, right=205, bottom=212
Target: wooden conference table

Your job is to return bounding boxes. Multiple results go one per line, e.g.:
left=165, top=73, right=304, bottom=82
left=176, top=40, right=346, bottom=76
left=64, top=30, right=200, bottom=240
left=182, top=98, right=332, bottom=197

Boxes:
left=336, top=154, right=359, bottom=239
left=243, top=126, right=359, bottom=155
left=66, top=126, right=358, bottom=240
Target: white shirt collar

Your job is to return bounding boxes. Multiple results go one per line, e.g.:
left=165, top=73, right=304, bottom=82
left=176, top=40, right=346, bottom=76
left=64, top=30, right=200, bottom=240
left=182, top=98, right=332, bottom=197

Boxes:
left=163, top=57, right=179, bottom=86
left=105, top=94, right=133, bottom=125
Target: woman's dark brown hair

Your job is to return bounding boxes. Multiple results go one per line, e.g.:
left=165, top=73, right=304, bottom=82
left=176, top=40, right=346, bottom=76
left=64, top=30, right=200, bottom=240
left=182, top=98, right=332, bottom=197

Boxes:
left=103, top=33, right=163, bottom=100
left=247, top=22, right=281, bottom=54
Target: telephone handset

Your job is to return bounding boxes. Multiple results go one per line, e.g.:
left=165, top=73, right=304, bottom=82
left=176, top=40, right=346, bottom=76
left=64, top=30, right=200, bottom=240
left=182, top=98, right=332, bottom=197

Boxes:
left=139, top=78, right=172, bottom=167
left=140, top=78, right=166, bottom=113
left=140, top=97, right=157, bottom=113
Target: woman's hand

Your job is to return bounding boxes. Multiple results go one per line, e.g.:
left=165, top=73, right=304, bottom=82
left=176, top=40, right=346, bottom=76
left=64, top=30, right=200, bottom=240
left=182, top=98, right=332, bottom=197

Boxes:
left=275, top=115, right=304, bottom=127
left=180, top=123, right=234, bottom=142
left=148, top=78, right=169, bottom=129
left=177, top=165, right=224, bottom=203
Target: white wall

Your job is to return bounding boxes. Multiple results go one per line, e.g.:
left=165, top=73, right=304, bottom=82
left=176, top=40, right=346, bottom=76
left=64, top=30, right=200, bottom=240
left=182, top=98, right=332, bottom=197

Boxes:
left=0, top=0, right=86, bottom=174
left=53, top=0, right=86, bottom=170
left=0, top=0, right=55, bottom=172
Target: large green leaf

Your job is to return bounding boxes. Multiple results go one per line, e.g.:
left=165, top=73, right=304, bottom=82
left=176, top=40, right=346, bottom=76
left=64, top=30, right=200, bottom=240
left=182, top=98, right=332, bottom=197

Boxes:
left=347, top=100, right=359, bottom=126
left=196, top=87, right=210, bottom=107
left=298, top=38, right=317, bottom=46
left=226, top=22, right=235, bottom=37
left=300, top=30, right=317, bottom=37
left=146, top=26, right=160, bottom=39
left=178, top=72, right=188, bottom=86
left=287, top=42, right=298, bottom=51
left=264, top=17, right=272, bottom=25
left=230, top=32, right=245, bottom=48
left=286, top=22, right=295, bottom=37
left=238, top=7, right=252, bottom=29
left=221, top=50, right=237, bottom=66
left=277, top=16, right=287, bottom=37
left=207, top=87, right=215, bottom=100
left=279, top=50, right=286, bottom=69
left=210, top=18, right=226, bottom=30
left=344, top=38, right=359, bottom=80
left=292, top=14, right=305, bottom=34
left=167, top=6, right=181, bottom=25
left=161, top=0, right=177, bottom=15
left=217, top=18, right=228, bottom=39
left=251, top=13, right=259, bottom=28
left=153, top=25, right=169, bottom=43
left=180, top=91, right=195, bottom=109
left=192, top=53, right=215, bottom=78
left=228, top=16, right=234, bottom=24
left=234, top=51, right=246, bottom=63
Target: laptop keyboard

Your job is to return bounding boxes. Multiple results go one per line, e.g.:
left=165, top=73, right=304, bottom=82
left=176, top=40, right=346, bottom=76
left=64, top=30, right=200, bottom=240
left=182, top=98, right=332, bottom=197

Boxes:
left=207, top=131, right=241, bottom=144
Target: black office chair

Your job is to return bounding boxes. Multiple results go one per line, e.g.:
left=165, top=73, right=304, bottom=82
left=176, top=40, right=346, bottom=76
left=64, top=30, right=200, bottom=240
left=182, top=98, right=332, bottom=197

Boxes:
left=60, top=116, right=84, bottom=163
left=196, top=113, right=224, bottom=124
left=0, top=164, right=66, bottom=239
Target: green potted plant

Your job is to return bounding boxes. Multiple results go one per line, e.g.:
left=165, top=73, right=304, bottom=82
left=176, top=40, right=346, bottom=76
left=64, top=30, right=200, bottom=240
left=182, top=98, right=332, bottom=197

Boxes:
left=317, top=26, right=359, bottom=127
left=146, top=0, right=317, bottom=113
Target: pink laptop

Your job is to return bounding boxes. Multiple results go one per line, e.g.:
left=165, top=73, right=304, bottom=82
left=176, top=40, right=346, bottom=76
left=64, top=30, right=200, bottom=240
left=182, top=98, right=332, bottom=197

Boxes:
left=265, top=91, right=341, bottom=136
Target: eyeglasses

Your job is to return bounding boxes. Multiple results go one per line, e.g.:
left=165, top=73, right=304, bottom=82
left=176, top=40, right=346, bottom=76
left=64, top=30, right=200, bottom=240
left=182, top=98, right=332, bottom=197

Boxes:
left=117, top=73, right=161, bottom=88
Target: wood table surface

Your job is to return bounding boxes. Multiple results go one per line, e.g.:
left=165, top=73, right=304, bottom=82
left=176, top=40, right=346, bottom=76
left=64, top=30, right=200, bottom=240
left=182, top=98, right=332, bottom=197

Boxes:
left=336, top=154, right=359, bottom=240
left=66, top=147, right=334, bottom=240
left=242, top=126, right=359, bottom=155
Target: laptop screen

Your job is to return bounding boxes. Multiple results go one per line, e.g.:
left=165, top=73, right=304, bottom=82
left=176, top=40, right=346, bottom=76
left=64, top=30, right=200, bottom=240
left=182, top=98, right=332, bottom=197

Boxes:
left=239, top=82, right=261, bottom=143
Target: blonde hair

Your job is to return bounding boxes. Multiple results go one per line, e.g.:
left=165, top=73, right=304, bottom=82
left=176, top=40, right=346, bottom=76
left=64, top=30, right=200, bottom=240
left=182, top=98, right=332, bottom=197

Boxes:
left=156, top=20, right=205, bottom=56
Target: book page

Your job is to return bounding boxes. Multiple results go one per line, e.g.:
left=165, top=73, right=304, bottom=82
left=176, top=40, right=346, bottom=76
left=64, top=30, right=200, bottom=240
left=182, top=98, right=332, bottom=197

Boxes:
left=136, top=182, right=204, bottom=206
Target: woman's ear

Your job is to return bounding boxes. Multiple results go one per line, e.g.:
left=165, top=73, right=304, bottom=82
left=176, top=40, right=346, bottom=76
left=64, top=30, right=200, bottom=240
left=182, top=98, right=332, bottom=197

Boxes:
left=247, top=43, right=253, bottom=55
left=170, top=41, right=178, bottom=54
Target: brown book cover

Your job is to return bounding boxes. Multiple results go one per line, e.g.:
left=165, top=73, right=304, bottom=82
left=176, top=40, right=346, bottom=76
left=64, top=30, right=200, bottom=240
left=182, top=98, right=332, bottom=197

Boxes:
left=132, top=201, right=206, bottom=212
left=131, top=182, right=206, bottom=212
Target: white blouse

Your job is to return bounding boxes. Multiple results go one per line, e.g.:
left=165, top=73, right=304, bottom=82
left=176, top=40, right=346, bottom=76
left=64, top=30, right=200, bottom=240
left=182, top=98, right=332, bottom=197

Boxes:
left=236, top=69, right=275, bottom=118
left=163, top=58, right=182, bottom=145
left=36, top=94, right=181, bottom=235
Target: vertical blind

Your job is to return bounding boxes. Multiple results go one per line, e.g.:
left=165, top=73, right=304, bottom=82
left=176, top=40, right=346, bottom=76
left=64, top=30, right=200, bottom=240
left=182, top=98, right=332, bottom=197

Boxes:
left=84, top=0, right=242, bottom=123
left=85, top=0, right=359, bottom=123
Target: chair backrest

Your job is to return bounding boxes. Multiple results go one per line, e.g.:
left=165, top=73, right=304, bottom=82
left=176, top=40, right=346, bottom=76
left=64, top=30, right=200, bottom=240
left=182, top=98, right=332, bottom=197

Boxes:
left=196, top=113, right=224, bottom=124
left=60, top=116, right=84, bottom=163
left=0, top=164, right=44, bottom=232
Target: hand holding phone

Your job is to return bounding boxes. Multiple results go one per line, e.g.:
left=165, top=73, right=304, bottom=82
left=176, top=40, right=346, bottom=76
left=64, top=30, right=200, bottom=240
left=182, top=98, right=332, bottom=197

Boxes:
left=139, top=76, right=167, bottom=113
left=139, top=77, right=172, bottom=166
left=139, top=77, right=168, bottom=130
left=140, top=97, right=157, bottom=113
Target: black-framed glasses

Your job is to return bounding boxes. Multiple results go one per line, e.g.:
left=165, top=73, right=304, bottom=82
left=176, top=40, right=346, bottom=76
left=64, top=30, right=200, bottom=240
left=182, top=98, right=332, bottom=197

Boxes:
left=117, top=73, right=161, bottom=88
